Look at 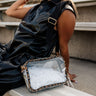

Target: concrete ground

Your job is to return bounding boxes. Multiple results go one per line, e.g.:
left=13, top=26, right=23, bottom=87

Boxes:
left=4, top=58, right=96, bottom=96
left=69, top=58, right=96, bottom=96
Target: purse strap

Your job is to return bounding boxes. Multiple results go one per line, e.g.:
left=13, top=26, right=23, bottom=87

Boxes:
left=48, top=1, right=76, bottom=26
left=66, top=73, right=74, bottom=88
left=47, top=1, right=76, bottom=55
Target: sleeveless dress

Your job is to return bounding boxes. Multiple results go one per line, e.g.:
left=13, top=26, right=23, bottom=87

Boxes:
left=0, top=0, right=76, bottom=95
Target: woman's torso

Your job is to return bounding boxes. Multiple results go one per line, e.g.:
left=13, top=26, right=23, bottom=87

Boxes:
left=3, top=0, right=75, bottom=64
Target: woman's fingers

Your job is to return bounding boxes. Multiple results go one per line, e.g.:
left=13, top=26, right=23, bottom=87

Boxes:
left=68, top=73, right=77, bottom=83
left=70, top=74, right=77, bottom=79
left=71, top=79, right=75, bottom=82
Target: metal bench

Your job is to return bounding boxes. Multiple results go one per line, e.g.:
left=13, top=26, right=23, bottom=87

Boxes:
left=0, top=0, right=16, bottom=4
left=0, top=22, right=96, bottom=60
left=75, top=22, right=96, bottom=31
left=0, top=22, right=20, bottom=27
left=0, top=0, right=16, bottom=7
left=74, top=0, right=95, bottom=2
left=7, top=85, right=93, bottom=96
left=0, top=1, right=96, bottom=22
left=0, top=21, right=96, bottom=31
left=0, top=22, right=19, bottom=44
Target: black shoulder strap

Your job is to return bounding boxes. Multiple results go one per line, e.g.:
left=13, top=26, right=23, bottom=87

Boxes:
left=48, top=1, right=76, bottom=27
left=48, top=1, right=76, bottom=54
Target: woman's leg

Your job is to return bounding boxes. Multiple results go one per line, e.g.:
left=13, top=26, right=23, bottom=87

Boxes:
left=0, top=44, right=32, bottom=95
left=0, top=79, right=25, bottom=96
left=0, top=61, right=25, bottom=96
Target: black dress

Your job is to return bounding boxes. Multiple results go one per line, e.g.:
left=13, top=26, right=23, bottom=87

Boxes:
left=0, top=0, right=76, bottom=95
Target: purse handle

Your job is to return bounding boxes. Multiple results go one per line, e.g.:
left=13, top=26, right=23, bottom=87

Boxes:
left=66, top=72, right=74, bottom=88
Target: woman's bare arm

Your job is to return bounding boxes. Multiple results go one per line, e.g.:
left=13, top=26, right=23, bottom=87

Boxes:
left=57, top=10, right=76, bottom=81
left=5, top=0, right=33, bottom=19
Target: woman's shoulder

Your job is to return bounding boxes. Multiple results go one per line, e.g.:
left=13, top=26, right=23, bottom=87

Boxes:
left=61, top=1, right=76, bottom=18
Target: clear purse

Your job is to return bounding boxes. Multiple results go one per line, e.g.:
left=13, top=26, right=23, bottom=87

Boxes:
left=21, top=56, right=73, bottom=92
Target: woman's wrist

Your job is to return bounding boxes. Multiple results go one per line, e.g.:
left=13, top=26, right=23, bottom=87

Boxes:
left=66, top=67, right=69, bottom=73
left=65, top=62, right=69, bottom=73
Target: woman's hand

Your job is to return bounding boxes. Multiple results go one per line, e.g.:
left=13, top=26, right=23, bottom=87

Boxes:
left=5, top=0, right=32, bottom=19
left=68, top=72, right=77, bottom=82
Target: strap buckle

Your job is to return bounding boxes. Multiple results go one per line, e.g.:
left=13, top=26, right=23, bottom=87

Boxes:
left=48, top=17, right=57, bottom=26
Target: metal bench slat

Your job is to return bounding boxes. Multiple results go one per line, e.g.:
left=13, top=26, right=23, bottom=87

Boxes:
left=0, top=0, right=16, bottom=4
left=0, top=22, right=96, bottom=31
left=8, top=85, right=93, bottom=96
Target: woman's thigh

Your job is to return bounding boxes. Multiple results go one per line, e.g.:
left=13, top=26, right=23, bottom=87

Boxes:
left=0, top=79, right=25, bottom=96
left=0, top=61, right=25, bottom=96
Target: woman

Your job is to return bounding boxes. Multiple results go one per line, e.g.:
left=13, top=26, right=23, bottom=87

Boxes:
left=0, top=0, right=77, bottom=95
